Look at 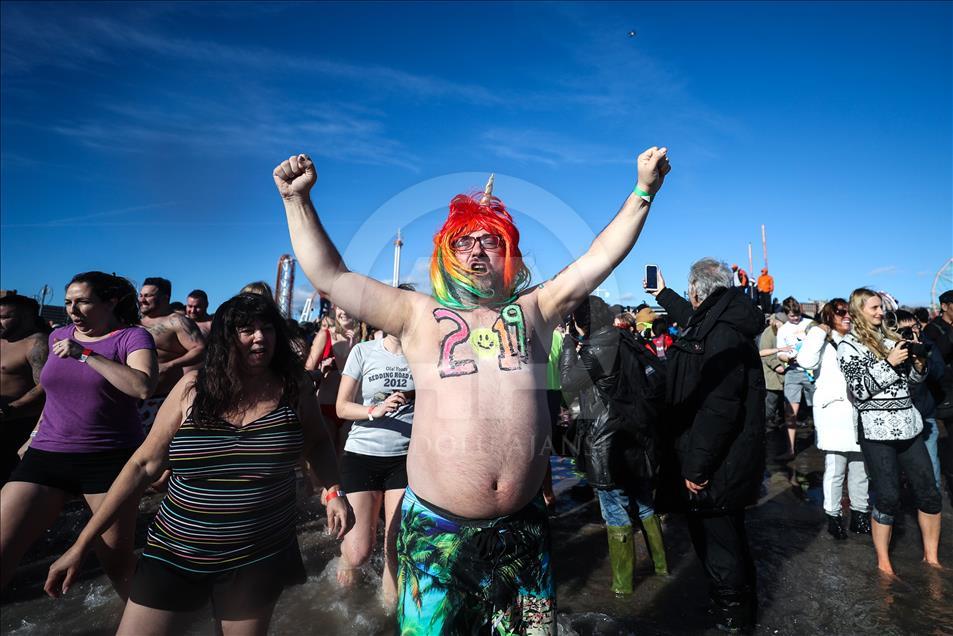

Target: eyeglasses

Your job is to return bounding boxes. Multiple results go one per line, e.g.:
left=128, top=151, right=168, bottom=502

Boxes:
left=451, top=234, right=503, bottom=252
left=834, top=308, right=848, bottom=317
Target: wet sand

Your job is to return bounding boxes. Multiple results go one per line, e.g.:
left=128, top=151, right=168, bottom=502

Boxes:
left=2, top=426, right=951, bottom=635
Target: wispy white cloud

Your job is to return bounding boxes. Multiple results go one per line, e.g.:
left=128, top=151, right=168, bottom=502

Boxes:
left=869, top=265, right=898, bottom=276
left=39, top=101, right=419, bottom=171
left=1, top=6, right=504, bottom=106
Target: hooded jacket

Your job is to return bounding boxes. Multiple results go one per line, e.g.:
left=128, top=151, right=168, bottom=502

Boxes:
left=655, top=287, right=766, bottom=512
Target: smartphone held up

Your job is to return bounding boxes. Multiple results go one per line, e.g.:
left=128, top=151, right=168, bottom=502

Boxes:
left=645, top=264, right=659, bottom=292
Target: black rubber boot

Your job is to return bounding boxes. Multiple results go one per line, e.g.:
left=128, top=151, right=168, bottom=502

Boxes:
left=712, top=590, right=755, bottom=634
left=849, top=509, right=871, bottom=535
left=826, top=514, right=847, bottom=540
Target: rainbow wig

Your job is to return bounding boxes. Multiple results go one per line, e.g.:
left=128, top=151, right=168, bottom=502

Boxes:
left=430, top=191, right=531, bottom=310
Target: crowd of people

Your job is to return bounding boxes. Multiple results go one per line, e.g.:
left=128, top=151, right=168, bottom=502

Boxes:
left=0, top=145, right=949, bottom=635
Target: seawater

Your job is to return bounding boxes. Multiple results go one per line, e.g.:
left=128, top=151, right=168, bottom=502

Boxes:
left=3, top=444, right=951, bottom=635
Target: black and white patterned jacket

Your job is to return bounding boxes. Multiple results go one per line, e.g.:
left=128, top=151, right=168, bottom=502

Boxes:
left=837, top=332, right=925, bottom=441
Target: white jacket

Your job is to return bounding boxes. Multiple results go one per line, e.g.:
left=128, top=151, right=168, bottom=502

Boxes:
left=797, top=327, right=859, bottom=452
left=837, top=333, right=925, bottom=441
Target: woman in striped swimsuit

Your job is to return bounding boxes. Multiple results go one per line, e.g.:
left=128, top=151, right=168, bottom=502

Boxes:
left=44, top=293, right=353, bottom=635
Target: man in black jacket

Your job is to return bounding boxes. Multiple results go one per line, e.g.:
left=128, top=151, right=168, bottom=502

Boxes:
left=559, top=296, right=668, bottom=597
left=923, top=291, right=953, bottom=416
left=647, top=259, right=765, bottom=633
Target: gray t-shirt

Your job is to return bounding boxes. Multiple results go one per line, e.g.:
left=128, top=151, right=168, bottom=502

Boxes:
left=341, top=339, right=414, bottom=456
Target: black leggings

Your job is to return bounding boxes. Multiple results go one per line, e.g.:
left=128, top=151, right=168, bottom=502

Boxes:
left=859, top=435, right=941, bottom=525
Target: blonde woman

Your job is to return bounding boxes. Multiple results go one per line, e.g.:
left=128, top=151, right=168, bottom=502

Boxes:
left=837, top=288, right=941, bottom=575
left=305, top=305, right=359, bottom=451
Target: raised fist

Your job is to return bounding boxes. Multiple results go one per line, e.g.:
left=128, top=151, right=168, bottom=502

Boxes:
left=636, top=146, right=671, bottom=196
left=273, top=154, right=317, bottom=200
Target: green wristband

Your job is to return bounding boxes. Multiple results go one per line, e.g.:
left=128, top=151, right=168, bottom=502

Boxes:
left=633, top=186, right=653, bottom=203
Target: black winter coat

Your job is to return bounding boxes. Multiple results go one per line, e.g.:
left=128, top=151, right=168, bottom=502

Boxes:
left=655, top=287, right=766, bottom=513
left=559, top=325, right=655, bottom=490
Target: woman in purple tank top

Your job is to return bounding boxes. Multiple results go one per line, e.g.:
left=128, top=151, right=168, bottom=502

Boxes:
left=1, top=272, right=159, bottom=598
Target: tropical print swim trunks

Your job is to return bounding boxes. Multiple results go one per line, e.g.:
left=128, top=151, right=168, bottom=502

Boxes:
left=396, top=487, right=555, bottom=635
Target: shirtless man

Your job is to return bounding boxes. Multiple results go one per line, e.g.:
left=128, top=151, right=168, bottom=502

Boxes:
left=275, top=147, right=669, bottom=633
left=0, top=295, right=49, bottom=482
left=184, top=289, right=213, bottom=338
left=138, top=278, right=206, bottom=432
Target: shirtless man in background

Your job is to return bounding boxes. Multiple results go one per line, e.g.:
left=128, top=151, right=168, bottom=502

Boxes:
left=275, top=146, right=670, bottom=633
left=184, top=289, right=213, bottom=338
left=0, top=295, right=49, bottom=482
left=138, top=278, right=206, bottom=432
left=182, top=289, right=213, bottom=374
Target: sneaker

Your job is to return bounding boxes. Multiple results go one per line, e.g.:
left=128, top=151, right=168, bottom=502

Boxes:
left=849, top=510, right=871, bottom=534
left=826, top=514, right=847, bottom=540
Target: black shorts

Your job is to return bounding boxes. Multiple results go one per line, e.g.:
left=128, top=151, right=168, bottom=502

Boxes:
left=129, top=542, right=306, bottom=620
left=8, top=447, right=134, bottom=495
left=340, top=451, right=408, bottom=493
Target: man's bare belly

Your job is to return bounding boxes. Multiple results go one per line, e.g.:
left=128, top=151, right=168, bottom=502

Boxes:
left=141, top=316, right=187, bottom=395
left=406, top=405, right=551, bottom=519
left=401, top=297, right=554, bottom=519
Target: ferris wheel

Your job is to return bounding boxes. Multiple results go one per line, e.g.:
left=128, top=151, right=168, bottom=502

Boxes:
left=932, top=257, right=953, bottom=312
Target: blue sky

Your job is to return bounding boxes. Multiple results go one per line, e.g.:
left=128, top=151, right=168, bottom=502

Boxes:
left=2, top=1, right=951, bottom=313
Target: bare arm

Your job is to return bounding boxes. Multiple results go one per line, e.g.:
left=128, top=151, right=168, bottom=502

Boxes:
left=537, top=147, right=670, bottom=323
left=44, top=373, right=191, bottom=597
left=298, top=377, right=342, bottom=488
left=335, top=373, right=406, bottom=421
left=297, top=376, right=353, bottom=539
left=274, top=154, right=416, bottom=338
left=335, top=373, right=367, bottom=421
left=305, top=329, right=328, bottom=371
left=160, top=315, right=206, bottom=372
left=51, top=339, right=158, bottom=400
left=7, top=334, right=48, bottom=416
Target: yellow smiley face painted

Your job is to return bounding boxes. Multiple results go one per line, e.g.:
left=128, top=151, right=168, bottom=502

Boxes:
left=469, top=328, right=500, bottom=358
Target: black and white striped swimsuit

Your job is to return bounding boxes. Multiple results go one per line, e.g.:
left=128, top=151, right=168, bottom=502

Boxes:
left=142, top=404, right=303, bottom=573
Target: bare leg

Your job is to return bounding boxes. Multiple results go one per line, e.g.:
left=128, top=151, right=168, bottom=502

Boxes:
left=337, top=490, right=382, bottom=588
left=0, top=481, right=67, bottom=590
left=918, top=511, right=942, bottom=567
left=218, top=603, right=276, bottom=636
left=116, top=599, right=181, bottom=636
left=381, top=488, right=405, bottom=607
left=870, top=518, right=894, bottom=575
left=84, top=491, right=140, bottom=600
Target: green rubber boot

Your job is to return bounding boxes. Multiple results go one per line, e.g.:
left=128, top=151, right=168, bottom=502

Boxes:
left=606, top=525, right=635, bottom=596
left=641, top=514, right=669, bottom=576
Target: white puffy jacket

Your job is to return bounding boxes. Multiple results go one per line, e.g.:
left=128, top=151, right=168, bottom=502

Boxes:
left=797, top=326, right=859, bottom=452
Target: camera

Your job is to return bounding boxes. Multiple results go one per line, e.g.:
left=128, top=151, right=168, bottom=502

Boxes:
left=899, top=340, right=928, bottom=358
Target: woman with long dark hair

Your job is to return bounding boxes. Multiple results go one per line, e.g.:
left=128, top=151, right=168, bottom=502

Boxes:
left=796, top=298, right=869, bottom=540
left=837, top=288, right=941, bottom=575
left=45, top=293, right=352, bottom=634
left=1, top=272, right=158, bottom=597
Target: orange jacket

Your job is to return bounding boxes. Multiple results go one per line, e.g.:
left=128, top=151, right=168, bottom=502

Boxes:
left=757, top=273, right=774, bottom=293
